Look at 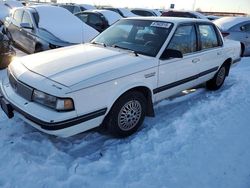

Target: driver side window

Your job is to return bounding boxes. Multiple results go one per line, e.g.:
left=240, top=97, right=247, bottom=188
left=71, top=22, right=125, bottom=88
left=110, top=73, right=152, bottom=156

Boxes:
left=22, top=12, right=33, bottom=27
left=167, top=25, right=197, bottom=55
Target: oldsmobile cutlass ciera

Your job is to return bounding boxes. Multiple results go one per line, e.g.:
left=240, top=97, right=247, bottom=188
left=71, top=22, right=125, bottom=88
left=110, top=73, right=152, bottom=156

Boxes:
left=0, top=17, right=241, bottom=137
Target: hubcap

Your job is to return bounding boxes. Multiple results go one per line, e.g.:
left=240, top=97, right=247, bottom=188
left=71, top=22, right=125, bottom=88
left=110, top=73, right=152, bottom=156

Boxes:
left=216, top=67, right=226, bottom=86
left=118, top=100, right=142, bottom=131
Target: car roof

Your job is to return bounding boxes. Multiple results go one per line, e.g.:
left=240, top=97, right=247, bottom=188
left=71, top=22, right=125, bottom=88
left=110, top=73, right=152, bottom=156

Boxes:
left=214, top=17, right=250, bottom=31
left=80, top=9, right=122, bottom=25
left=125, top=16, right=211, bottom=24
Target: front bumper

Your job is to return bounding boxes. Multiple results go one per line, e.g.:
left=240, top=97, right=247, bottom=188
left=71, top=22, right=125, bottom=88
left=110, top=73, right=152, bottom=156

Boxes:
left=0, top=79, right=107, bottom=137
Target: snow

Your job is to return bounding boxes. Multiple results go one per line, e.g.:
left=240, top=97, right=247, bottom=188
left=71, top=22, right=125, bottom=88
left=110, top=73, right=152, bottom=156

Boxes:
left=92, top=9, right=122, bottom=25
left=3, top=0, right=23, bottom=8
left=152, top=9, right=162, bottom=16
left=0, top=55, right=250, bottom=187
left=119, top=8, right=138, bottom=17
left=0, top=3, right=10, bottom=21
left=79, top=4, right=95, bottom=10
left=214, top=17, right=250, bottom=31
left=190, top=11, right=209, bottom=20
left=34, top=5, right=99, bottom=43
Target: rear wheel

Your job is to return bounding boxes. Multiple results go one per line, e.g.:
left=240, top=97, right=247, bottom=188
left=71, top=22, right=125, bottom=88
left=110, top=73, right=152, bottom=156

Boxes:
left=206, top=64, right=227, bottom=90
left=106, top=91, right=147, bottom=137
left=35, top=44, right=43, bottom=53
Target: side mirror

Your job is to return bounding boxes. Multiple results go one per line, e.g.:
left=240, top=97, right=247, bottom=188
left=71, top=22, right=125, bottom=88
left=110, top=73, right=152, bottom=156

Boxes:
left=160, top=49, right=183, bottom=60
left=20, top=23, right=33, bottom=30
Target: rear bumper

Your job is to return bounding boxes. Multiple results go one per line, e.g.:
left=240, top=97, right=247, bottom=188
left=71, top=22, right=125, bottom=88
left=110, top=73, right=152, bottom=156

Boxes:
left=0, top=82, right=107, bottom=137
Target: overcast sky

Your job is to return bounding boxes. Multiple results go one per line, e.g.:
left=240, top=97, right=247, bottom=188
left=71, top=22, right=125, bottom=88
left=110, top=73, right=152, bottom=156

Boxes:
left=60, top=0, right=250, bottom=14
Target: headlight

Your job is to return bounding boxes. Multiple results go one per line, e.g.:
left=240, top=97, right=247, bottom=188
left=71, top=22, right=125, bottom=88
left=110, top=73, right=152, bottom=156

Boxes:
left=32, top=90, right=74, bottom=111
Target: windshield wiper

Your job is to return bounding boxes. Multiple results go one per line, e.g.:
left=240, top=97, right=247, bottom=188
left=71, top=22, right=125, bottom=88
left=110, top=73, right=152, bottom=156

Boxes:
left=91, top=41, right=106, bottom=47
left=112, top=44, right=138, bottom=56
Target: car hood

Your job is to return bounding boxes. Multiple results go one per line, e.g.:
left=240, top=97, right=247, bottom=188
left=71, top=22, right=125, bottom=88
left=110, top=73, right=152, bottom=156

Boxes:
left=19, top=44, right=156, bottom=91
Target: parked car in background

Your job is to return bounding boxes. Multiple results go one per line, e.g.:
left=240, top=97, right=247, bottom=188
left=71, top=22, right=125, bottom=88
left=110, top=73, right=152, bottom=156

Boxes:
left=214, top=17, right=250, bottom=56
left=57, top=3, right=95, bottom=14
left=102, top=7, right=138, bottom=17
left=131, top=8, right=161, bottom=16
left=206, top=15, right=220, bottom=21
left=0, top=28, right=15, bottom=69
left=75, top=10, right=122, bottom=32
left=0, top=17, right=241, bottom=138
left=4, top=5, right=99, bottom=53
left=161, top=10, right=208, bottom=20
left=0, top=0, right=23, bottom=22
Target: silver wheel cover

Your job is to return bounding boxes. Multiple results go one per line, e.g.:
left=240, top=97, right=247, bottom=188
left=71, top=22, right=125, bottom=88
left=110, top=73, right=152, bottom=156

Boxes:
left=118, top=100, right=142, bottom=131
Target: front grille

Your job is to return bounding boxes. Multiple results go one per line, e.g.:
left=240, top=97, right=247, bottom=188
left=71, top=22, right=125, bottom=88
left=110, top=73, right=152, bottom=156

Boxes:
left=9, top=72, right=33, bottom=101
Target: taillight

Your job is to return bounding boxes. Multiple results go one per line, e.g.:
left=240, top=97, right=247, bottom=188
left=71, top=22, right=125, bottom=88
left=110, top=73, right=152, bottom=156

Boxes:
left=221, top=32, right=230, bottom=37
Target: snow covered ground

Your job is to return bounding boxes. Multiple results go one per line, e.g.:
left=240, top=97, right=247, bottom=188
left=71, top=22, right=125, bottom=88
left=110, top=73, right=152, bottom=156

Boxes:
left=0, top=54, right=250, bottom=187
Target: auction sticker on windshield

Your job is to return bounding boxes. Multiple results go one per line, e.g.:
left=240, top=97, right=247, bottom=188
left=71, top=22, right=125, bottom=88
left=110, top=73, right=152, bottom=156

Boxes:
left=150, top=22, right=171, bottom=28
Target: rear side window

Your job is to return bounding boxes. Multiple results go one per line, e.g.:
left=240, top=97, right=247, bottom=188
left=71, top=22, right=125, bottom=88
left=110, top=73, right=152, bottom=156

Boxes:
left=241, top=23, right=250, bottom=32
left=76, top=13, right=88, bottom=23
left=199, top=24, right=219, bottom=50
left=168, top=25, right=197, bottom=54
left=13, top=9, right=23, bottom=23
left=73, top=6, right=81, bottom=14
left=131, top=10, right=153, bottom=17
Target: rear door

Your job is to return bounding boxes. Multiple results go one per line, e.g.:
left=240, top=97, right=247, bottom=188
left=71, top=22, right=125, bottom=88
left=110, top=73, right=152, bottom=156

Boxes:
left=195, top=23, right=224, bottom=84
left=155, top=24, right=200, bottom=101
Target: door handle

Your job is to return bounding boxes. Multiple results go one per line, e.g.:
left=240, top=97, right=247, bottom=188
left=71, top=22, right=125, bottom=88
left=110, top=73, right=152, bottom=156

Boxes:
left=192, top=58, right=200, bottom=63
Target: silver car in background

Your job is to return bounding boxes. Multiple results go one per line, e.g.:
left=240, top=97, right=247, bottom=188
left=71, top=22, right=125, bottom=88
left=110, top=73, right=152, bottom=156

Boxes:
left=214, top=17, right=250, bottom=56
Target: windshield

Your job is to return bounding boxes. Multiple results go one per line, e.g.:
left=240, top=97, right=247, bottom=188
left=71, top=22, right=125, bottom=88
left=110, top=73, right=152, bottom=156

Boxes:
left=92, top=19, right=173, bottom=57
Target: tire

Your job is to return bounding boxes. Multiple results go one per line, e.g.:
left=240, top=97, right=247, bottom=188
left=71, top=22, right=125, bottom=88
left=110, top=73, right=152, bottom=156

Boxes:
left=35, top=45, right=43, bottom=53
left=206, top=64, right=227, bottom=91
left=106, top=91, right=147, bottom=137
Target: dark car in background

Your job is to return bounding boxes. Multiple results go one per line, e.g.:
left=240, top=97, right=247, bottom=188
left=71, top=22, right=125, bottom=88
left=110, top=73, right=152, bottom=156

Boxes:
left=131, top=8, right=161, bottom=17
left=102, top=7, right=138, bottom=17
left=161, top=10, right=208, bottom=20
left=75, top=9, right=122, bottom=32
left=4, top=5, right=99, bottom=53
left=0, top=29, right=15, bottom=69
left=57, top=3, right=95, bottom=14
left=214, top=17, right=250, bottom=56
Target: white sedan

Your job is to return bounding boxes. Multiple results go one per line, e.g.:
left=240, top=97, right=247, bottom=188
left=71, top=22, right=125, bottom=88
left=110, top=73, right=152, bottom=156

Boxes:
left=0, top=17, right=241, bottom=137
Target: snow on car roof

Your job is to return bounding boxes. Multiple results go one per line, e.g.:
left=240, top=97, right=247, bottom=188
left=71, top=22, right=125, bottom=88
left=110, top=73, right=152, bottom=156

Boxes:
left=3, top=0, right=23, bottom=8
left=91, top=9, right=122, bottom=25
left=190, top=11, right=208, bottom=20
left=0, top=3, right=10, bottom=21
left=79, top=4, right=95, bottom=10
left=118, top=8, right=138, bottom=17
left=125, top=16, right=211, bottom=24
left=214, top=17, right=250, bottom=31
left=34, top=5, right=99, bottom=43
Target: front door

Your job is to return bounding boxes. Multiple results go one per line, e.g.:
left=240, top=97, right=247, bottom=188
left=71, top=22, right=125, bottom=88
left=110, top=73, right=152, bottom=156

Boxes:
left=155, top=24, right=200, bottom=101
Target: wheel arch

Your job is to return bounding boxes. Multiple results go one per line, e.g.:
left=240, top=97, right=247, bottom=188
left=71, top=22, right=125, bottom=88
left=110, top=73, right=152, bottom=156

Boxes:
left=107, top=85, right=155, bottom=118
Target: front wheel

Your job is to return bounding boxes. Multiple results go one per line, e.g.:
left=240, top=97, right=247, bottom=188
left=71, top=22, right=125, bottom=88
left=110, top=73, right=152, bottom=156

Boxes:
left=106, top=91, right=147, bottom=137
left=206, top=64, right=227, bottom=90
